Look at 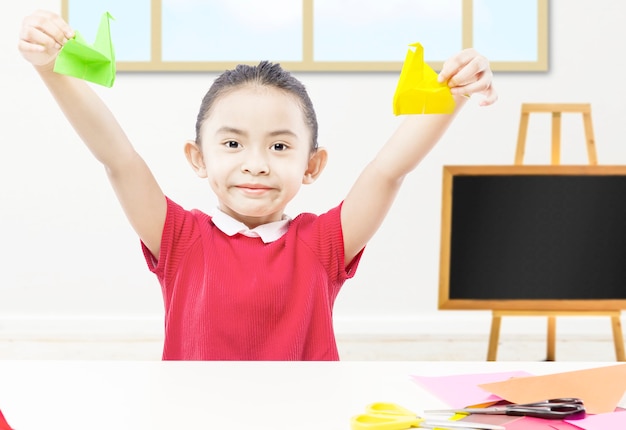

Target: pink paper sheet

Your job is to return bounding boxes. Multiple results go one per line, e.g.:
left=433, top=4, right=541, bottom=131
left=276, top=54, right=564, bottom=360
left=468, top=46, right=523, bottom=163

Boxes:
left=411, top=370, right=532, bottom=408
left=564, top=409, right=626, bottom=430
left=502, top=416, right=579, bottom=429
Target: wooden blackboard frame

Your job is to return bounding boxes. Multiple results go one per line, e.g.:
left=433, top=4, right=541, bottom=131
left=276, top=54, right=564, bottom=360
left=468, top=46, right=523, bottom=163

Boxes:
left=438, top=164, right=626, bottom=312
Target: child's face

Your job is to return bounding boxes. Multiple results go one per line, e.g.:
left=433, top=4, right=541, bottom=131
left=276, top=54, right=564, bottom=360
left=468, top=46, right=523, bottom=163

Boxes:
left=190, top=85, right=318, bottom=228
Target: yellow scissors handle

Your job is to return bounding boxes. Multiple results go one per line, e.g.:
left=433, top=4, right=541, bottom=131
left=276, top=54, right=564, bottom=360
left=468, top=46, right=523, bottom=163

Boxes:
left=352, top=402, right=507, bottom=430
left=352, top=403, right=424, bottom=430
left=351, top=412, right=425, bottom=430
left=367, top=402, right=417, bottom=415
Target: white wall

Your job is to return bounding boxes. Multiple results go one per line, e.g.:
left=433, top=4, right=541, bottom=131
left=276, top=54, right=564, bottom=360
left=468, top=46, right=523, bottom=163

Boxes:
left=2, top=0, right=626, bottom=341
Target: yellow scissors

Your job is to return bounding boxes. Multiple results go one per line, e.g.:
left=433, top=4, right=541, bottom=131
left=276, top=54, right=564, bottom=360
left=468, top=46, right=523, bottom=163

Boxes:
left=351, top=402, right=506, bottom=430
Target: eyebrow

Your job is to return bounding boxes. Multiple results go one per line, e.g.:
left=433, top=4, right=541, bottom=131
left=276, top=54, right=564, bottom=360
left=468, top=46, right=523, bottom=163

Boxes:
left=216, top=126, right=246, bottom=136
left=215, top=126, right=299, bottom=139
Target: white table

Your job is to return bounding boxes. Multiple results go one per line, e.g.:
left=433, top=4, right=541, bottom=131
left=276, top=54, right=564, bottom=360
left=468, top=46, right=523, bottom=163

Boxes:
left=0, top=361, right=621, bottom=430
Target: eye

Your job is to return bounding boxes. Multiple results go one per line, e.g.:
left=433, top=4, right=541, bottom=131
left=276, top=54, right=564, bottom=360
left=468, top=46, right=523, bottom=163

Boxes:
left=224, top=140, right=240, bottom=149
left=271, top=142, right=288, bottom=152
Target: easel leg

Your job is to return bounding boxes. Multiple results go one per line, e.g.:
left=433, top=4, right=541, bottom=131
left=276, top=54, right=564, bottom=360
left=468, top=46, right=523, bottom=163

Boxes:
left=550, top=112, right=562, bottom=165
left=487, top=313, right=502, bottom=361
left=611, top=315, right=625, bottom=362
left=514, top=112, right=530, bottom=165
left=582, top=111, right=598, bottom=165
left=546, top=316, right=556, bottom=361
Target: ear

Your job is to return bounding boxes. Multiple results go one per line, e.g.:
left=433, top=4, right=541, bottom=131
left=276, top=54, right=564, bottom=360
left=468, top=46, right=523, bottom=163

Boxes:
left=303, top=147, right=328, bottom=184
left=184, top=140, right=207, bottom=178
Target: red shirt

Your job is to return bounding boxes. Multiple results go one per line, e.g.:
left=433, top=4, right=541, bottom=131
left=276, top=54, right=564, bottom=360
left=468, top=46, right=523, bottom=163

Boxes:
left=142, top=198, right=363, bottom=360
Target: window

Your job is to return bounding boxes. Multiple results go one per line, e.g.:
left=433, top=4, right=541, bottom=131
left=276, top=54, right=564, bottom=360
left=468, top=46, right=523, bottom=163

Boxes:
left=62, top=0, right=548, bottom=72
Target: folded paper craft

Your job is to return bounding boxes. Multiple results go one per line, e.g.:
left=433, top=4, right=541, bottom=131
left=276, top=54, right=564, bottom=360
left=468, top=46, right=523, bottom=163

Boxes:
left=54, top=11, right=116, bottom=87
left=393, top=42, right=455, bottom=115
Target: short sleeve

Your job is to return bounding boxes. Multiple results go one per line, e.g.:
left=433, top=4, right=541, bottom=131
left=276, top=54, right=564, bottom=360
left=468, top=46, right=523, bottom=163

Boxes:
left=141, top=197, right=203, bottom=281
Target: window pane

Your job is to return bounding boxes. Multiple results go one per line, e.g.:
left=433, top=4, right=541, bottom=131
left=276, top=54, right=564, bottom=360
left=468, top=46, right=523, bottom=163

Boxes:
left=161, top=0, right=303, bottom=62
left=314, top=0, right=462, bottom=62
left=67, top=0, right=152, bottom=62
left=473, top=0, right=538, bottom=61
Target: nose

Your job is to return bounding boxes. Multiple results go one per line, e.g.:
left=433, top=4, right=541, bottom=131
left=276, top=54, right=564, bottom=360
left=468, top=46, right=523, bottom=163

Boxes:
left=241, top=150, right=269, bottom=175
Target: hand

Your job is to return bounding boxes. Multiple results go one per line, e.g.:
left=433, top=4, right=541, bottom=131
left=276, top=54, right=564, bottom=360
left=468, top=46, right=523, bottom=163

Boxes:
left=438, top=48, right=497, bottom=106
left=17, top=10, right=74, bottom=70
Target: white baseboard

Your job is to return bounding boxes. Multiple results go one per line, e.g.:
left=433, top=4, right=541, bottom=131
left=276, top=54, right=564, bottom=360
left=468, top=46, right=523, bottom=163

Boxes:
left=0, top=315, right=164, bottom=340
left=334, top=312, right=620, bottom=338
left=0, top=312, right=620, bottom=340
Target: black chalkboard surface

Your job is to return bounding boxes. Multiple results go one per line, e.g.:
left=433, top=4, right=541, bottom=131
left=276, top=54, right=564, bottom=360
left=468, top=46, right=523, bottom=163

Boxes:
left=438, top=165, right=626, bottom=311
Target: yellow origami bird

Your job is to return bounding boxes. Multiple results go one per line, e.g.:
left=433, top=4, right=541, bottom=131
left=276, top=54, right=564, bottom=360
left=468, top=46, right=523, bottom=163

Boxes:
left=393, top=42, right=455, bottom=115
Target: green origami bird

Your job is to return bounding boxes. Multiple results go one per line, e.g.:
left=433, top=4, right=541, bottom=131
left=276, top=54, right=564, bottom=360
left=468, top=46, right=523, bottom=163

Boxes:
left=54, top=12, right=116, bottom=88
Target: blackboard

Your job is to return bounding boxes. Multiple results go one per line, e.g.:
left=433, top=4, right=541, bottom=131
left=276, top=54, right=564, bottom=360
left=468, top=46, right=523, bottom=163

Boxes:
left=438, top=165, right=626, bottom=311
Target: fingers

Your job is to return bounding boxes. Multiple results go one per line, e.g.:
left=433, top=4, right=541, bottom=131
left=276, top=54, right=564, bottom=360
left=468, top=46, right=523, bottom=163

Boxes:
left=450, top=68, right=492, bottom=96
left=19, top=10, right=73, bottom=52
left=438, top=48, right=497, bottom=106
left=438, top=49, right=486, bottom=85
left=478, top=83, right=498, bottom=106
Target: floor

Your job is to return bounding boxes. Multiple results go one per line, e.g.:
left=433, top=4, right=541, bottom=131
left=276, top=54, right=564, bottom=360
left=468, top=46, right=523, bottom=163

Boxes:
left=0, top=334, right=620, bottom=361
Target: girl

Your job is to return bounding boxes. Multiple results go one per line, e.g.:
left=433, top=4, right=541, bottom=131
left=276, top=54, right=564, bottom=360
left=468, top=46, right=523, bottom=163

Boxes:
left=18, top=10, right=497, bottom=360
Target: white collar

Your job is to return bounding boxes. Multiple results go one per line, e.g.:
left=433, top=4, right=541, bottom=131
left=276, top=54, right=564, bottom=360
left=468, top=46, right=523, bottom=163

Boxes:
left=210, top=207, right=291, bottom=243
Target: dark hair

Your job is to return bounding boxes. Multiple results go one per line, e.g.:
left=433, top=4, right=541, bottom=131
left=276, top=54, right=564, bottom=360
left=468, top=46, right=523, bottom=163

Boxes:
left=195, top=61, right=318, bottom=151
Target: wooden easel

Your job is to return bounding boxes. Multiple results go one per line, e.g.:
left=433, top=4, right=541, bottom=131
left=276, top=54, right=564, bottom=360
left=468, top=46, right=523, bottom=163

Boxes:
left=487, top=103, right=626, bottom=362
left=514, top=103, right=597, bottom=166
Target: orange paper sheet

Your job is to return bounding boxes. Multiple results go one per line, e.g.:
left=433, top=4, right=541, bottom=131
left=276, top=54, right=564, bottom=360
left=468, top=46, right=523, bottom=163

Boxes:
left=479, top=364, right=626, bottom=415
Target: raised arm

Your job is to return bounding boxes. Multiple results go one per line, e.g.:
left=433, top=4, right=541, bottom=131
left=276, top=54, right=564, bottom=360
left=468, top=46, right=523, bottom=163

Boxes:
left=341, top=49, right=497, bottom=264
left=18, top=10, right=166, bottom=257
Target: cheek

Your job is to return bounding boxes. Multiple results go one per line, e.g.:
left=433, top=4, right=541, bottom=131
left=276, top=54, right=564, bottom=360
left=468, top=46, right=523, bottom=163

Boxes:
left=203, top=159, right=233, bottom=187
left=204, top=153, right=233, bottom=174
left=284, top=165, right=310, bottom=189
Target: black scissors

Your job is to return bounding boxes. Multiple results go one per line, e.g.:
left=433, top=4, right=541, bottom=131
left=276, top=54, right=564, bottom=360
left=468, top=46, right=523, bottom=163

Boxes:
left=425, top=398, right=586, bottom=420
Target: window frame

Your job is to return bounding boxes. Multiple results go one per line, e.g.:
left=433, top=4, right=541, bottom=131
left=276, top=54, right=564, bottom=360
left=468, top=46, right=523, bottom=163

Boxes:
left=61, top=0, right=548, bottom=72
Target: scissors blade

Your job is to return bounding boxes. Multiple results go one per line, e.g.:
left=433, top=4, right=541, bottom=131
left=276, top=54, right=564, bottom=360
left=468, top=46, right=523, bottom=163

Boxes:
left=421, top=419, right=505, bottom=430
left=424, top=407, right=507, bottom=415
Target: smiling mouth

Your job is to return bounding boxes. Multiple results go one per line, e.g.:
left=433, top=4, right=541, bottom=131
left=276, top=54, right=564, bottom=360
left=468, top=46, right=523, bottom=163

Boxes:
left=236, top=185, right=273, bottom=195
